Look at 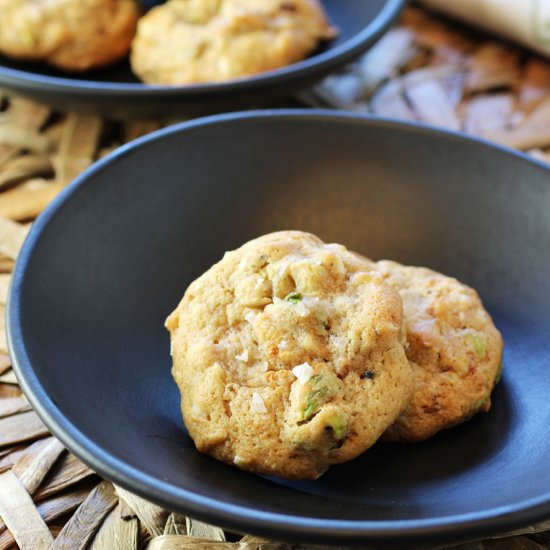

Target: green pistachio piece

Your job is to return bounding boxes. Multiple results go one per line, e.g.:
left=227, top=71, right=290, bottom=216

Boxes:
left=326, top=413, right=347, bottom=440
left=303, top=389, right=329, bottom=420
left=285, top=292, right=303, bottom=304
left=301, top=374, right=336, bottom=421
left=465, top=332, right=486, bottom=359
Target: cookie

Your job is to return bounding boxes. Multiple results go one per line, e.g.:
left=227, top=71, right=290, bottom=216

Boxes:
left=166, top=231, right=413, bottom=479
left=0, top=0, right=140, bottom=71
left=131, top=0, right=336, bottom=84
left=371, top=260, right=503, bottom=442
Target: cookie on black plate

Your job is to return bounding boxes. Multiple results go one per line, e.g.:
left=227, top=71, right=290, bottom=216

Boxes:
left=0, top=0, right=140, bottom=71
left=166, top=231, right=413, bottom=479
left=131, top=0, right=336, bottom=84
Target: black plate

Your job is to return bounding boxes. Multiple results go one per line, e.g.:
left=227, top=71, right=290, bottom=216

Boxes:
left=7, top=111, right=550, bottom=548
left=0, top=0, right=403, bottom=118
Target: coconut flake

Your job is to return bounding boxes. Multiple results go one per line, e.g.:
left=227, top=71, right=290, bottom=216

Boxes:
left=234, top=455, right=247, bottom=466
left=292, top=362, right=314, bottom=385
left=279, top=339, right=289, bottom=350
left=296, top=301, right=309, bottom=317
left=250, top=392, right=267, bottom=413
left=244, top=311, right=256, bottom=324
left=236, top=349, right=249, bottom=362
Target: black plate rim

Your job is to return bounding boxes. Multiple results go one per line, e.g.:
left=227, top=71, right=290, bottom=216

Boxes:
left=0, top=0, right=404, bottom=97
left=7, top=109, right=550, bottom=544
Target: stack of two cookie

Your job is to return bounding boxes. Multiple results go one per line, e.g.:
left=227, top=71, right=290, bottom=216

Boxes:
left=166, top=231, right=503, bottom=480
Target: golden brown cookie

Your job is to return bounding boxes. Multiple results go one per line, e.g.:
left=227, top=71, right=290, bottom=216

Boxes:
left=131, top=0, right=336, bottom=84
left=166, top=231, right=413, bottom=479
left=371, top=260, right=503, bottom=443
left=0, top=0, right=140, bottom=71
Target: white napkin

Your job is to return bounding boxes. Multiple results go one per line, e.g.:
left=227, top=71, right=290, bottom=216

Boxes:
left=417, top=0, right=550, bottom=57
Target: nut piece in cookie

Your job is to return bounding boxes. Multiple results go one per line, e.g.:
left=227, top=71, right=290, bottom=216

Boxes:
left=165, top=231, right=413, bottom=479
left=0, top=0, right=140, bottom=71
left=131, top=0, right=337, bottom=84
left=371, top=260, right=504, bottom=443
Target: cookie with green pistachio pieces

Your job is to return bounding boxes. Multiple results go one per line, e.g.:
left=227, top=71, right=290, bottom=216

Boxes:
left=166, top=231, right=413, bottom=479
left=369, top=260, right=504, bottom=443
left=0, top=0, right=140, bottom=71
left=130, top=0, right=336, bottom=85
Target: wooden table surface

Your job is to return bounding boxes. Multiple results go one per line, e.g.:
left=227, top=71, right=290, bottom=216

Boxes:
left=0, top=5, right=549, bottom=549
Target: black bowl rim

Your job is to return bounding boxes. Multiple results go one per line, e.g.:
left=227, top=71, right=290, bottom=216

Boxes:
left=0, top=0, right=404, bottom=98
left=7, top=110, right=550, bottom=544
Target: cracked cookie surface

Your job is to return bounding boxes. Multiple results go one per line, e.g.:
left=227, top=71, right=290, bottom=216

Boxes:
left=372, top=260, right=504, bottom=443
left=0, top=0, right=140, bottom=71
left=131, top=0, right=336, bottom=84
left=166, top=231, right=413, bottom=479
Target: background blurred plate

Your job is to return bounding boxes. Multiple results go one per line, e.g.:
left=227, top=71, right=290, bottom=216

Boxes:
left=7, top=111, right=550, bottom=548
left=0, top=0, right=404, bottom=118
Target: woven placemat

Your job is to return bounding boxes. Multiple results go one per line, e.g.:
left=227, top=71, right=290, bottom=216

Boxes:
left=0, top=5, right=550, bottom=549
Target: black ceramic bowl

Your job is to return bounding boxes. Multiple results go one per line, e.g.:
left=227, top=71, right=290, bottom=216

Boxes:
left=0, top=0, right=403, bottom=118
left=7, top=111, right=550, bottom=548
